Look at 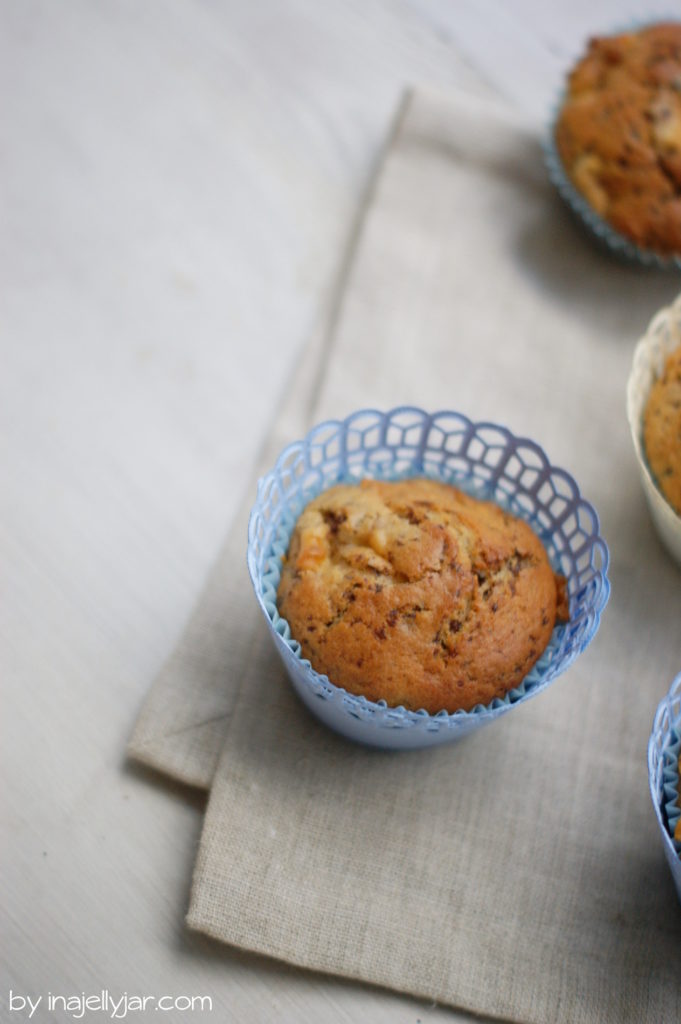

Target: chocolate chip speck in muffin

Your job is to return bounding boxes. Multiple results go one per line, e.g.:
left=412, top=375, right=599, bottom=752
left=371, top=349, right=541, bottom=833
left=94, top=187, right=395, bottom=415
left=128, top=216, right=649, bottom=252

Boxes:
left=277, top=478, right=568, bottom=714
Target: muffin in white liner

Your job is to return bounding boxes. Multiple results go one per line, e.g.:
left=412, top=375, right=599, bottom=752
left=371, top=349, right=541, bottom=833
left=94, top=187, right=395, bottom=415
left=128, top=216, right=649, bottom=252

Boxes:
left=648, top=672, right=681, bottom=904
left=627, top=293, right=681, bottom=567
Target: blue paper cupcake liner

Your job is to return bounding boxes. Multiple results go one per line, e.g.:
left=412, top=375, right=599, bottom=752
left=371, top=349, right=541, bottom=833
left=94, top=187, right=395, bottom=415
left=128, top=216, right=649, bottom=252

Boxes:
left=247, top=408, right=610, bottom=750
left=544, top=20, right=681, bottom=272
left=648, top=673, right=681, bottom=902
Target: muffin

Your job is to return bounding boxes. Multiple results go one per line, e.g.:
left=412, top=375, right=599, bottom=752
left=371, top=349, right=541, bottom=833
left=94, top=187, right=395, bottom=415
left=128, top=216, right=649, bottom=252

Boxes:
left=277, top=478, right=568, bottom=714
left=627, top=294, right=681, bottom=566
left=643, top=341, right=681, bottom=516
left=554, top=22, right=681, bottom=256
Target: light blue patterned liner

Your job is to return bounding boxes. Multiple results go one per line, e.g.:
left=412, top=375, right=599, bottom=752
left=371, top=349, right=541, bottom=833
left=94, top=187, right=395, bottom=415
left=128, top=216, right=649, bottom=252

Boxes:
left=543, top=21, right=681, bottom=272
left=247, top=408, right=610, bottom=750
left=648, top=672, right=681, bottom=902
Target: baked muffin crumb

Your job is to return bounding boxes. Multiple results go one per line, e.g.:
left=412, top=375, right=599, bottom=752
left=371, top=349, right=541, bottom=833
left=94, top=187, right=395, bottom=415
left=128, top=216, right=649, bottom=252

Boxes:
left=643, top=342, right=681, bottom=516
left=555, top=23, right=681, bottom=256
left=277, top=479, right=568, bottom=714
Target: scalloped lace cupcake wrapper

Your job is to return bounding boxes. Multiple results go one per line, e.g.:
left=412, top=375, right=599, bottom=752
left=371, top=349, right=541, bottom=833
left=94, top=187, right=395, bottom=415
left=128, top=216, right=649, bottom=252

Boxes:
left=651, top=672, right=681, bottom=850
left=247, top=408, right=610, bottom=737
left=662, top=730, right=681, bottom=846
left=544, top=98, right=681, bottom=272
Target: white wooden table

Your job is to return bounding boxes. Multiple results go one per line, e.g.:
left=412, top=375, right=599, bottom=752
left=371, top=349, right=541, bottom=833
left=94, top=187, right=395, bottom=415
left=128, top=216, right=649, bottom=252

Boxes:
left=2, top=3, right=662, bottom=1021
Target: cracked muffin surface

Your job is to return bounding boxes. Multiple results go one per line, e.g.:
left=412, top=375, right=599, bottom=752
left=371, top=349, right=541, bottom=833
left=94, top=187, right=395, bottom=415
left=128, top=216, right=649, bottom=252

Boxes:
left=554, top=22, right=681, bottom=256
left=644, top=342, right=681, bottom=516
left=277, top=478, right=569, bottom=714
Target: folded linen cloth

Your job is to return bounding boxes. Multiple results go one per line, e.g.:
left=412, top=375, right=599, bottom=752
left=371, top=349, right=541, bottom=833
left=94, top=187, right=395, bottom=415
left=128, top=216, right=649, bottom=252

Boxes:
left=129, top=88, right=681, bottom=1023
left=128, top=319, right=329, bottom=787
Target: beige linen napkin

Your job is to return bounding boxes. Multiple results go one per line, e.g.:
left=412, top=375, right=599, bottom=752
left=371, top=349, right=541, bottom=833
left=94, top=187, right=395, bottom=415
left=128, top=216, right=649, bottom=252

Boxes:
left=126, top=93, right=404, bottom=787
left=128, top=322, right=328, bottom=787
left=130, top=89, right=681, bottom=1023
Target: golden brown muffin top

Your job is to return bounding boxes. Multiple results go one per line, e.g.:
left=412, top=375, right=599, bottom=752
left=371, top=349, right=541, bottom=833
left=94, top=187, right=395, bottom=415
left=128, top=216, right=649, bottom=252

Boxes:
left=643, top=342, right=681, bottom=516
left=555, top=23, right=681, bottom=255
left=277, top=479, right=568, bottom=715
